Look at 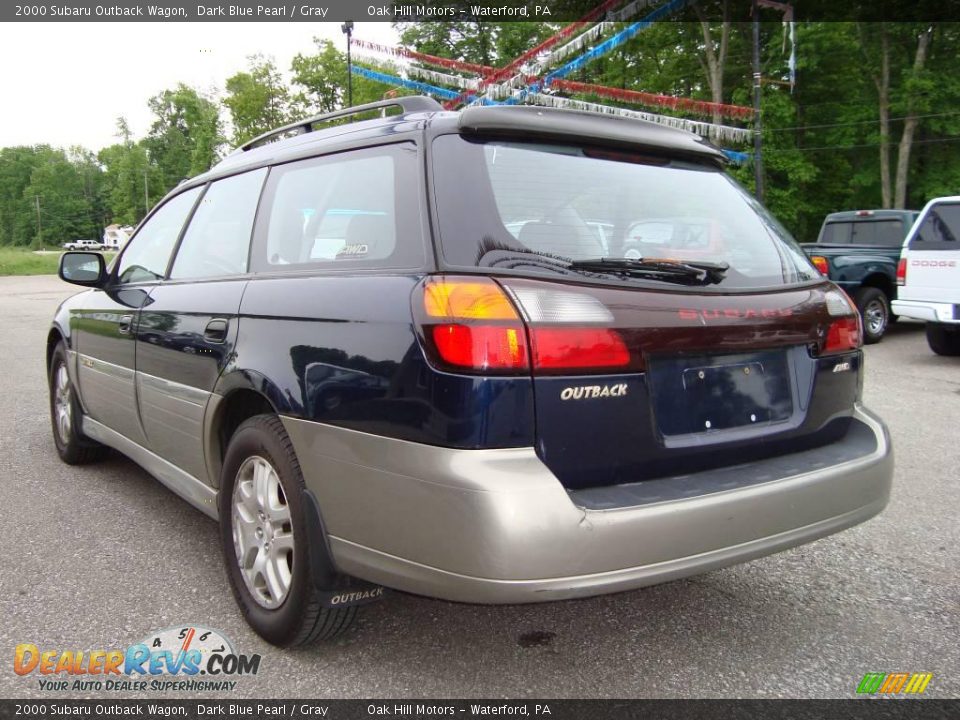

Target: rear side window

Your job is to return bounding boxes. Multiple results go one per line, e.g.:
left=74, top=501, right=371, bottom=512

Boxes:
left=170, top=168, right=268, bottom=279
left=116, top=186, right=202, bottom=284
left=821, top=219, right=904, bottom=246
left=251, top=143, right=423, bottom=272
left=910, top=203, right=960, bottom=251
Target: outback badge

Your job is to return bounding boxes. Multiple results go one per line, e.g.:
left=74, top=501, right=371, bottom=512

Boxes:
left=560, top=383, right=629, bottom=400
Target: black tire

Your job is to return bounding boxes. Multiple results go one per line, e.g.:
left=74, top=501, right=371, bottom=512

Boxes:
left=219, top=414, right=357, bottom=646
left=48, top=342, right=108, bottom=465
left=854, top=287, right=890, bottom=344
left=926, top=322, right=960, bottom=356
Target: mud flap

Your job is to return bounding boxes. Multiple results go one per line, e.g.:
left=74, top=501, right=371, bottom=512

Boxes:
left=302, top=488, right=387, bottom=608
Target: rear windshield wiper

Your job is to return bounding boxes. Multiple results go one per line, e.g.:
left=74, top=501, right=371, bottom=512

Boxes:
left=567, top=257, right=729, bottom=285
left=476, top=238, right=729, bottom=286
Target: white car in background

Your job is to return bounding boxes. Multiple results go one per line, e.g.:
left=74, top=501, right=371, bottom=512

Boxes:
left=62, top=239, right=103, bottom=251
left=892, top=196, right=960, bottom=355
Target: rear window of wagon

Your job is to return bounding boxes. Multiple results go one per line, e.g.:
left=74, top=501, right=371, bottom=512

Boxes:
left=431, top=135, right=819, bottom=290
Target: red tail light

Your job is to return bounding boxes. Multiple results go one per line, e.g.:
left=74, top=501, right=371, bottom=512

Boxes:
left=530, top=328, right=630, bottom=371
left=810, top=255, right=829, bottom=276
left=419, top=277, right=529, bottom=373
left=820, top=288, right=862, bottom=355
left=416, top=277, right=636, bottom=375
left=431, top=324, right=528, bottom=371
left=823, top=316, right=861, bottom=354
left=896, top=257, right=907, bottom=286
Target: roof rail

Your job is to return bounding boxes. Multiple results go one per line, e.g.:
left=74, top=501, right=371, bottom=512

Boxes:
left=239, top=96, right=443, bottom=151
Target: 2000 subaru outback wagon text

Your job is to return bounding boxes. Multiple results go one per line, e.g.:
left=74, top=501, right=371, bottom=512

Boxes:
left=49, top=98, right=893, bottom=646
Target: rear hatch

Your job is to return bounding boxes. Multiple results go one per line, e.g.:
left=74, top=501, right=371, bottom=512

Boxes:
left=427, top=129, right=863, bottom=489
left=900, top=200, right=960, bottom=304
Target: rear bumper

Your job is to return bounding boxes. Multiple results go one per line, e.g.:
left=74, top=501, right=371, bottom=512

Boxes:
left=891, top=299, right=959, bottom=324
left=282, top=405, right=893, bottom=604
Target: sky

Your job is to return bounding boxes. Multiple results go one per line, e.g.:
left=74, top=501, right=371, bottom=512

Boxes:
left=0, top=22, right=400, bottom=151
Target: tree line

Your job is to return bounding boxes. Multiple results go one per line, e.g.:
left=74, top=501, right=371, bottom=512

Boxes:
left=0, top=38, right=385, bottom=247
left=1, top=19, right=957, bottom=248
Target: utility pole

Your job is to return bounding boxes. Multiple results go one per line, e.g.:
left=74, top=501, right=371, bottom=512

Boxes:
left=144, top=168, right=149, bottom=215
left=342, top=21, right=354, bottom=107
left=34, top=196, right=42, bottom=247
left=751, top=0, right=764, bottom=203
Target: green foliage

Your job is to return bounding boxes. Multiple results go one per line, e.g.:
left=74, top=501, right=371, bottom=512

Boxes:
left=396, top=21, right=554, bottom=67
left=0, top=248, right=63, bottom=275
left=0, top=248, right=117, bottom=276
left=143, top=84, right=224, bottom=190
left=0, top=146, right=102, bottom=247
left=0, top=146, right=46, bottom=246
left=98, top=118, right=165, bottom=227
left=2, top=21, right=959, bottom=248
left=291, top=39, right=387, bottom=113
left=224, top=55, right=294, bottom=146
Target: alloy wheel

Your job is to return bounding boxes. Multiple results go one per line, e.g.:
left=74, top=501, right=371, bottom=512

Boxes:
left=231, top=456, right=295, bottom=609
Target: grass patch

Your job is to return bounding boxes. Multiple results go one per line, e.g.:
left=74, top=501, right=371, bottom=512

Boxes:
left=0, top=248, right=116, bottom=276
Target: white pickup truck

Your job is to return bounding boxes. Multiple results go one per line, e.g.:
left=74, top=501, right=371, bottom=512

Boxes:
left=891, top=196, right=960, bottom=355
left=62, top=239, right=102, bottom=251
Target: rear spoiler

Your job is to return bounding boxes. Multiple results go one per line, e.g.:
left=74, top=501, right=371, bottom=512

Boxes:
left=458, top=105, right=727, bottom=166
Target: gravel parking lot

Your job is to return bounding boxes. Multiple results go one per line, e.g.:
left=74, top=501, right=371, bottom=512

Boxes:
left=0, top=274, right=957, bottom=699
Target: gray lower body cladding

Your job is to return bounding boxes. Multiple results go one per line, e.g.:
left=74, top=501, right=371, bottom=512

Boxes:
left=281, top=405, right=893, bottom=604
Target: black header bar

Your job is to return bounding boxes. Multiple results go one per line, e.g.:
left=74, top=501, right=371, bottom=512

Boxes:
left=1, top=699, right=958, bottom=720
left=2, top=0, right=959, bottom=22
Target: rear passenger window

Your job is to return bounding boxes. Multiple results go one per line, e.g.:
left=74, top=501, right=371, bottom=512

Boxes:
left=911, top=203, right=960, bottom=251
left=252, top=143, right=423, bottom=271
left=170, top=168, right=267, bottom=279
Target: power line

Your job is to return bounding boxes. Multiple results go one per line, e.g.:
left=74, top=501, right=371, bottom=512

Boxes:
left=769, top=111, right=960, bottom=133
left=785, top=136, right=960, bottom=152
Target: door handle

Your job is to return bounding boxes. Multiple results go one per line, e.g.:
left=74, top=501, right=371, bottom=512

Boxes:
left=118, top=315, right=133, bottom=334
left=204, top=319, right=229, bottom=344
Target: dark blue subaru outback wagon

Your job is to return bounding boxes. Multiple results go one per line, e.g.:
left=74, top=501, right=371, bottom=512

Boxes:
left=49, top=97, right=893, bottom=646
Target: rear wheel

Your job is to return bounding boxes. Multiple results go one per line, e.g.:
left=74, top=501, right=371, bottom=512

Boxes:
left=855, top=287, right=889, bottom=344
left=48, top=342, right=107, bottom=465
left=926, top=322, right=960, bottom=356
left=219, top=414, right=357, bottom=646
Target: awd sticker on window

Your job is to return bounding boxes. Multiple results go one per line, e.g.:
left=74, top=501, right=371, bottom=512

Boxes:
left=336, top=244, right=369, bottom=258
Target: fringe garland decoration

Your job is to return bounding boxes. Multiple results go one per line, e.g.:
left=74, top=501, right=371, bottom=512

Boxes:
left=549, top=79, right=754, bottom=120
left=527, top=93, right=752, bottom=144
left=352, top=54, right=481, bottom=91
left=722, top=149, right=751, bottom=164
left=349, top=65, right=750, bottom=144
left=349, top=64, right=752, bottom=150
left=543, top=0, right=692, bottom=84
left=480, top=0, right=624, bottom=87
left=477, top=0, right=691, bottom=105
left=530, top=0, right=655, bottom=74
left=350, top=38, right=494, bottom=76
left=350, top=65, right=463, bottom=101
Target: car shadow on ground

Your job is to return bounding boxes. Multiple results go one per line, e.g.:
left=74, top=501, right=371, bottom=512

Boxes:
left=66, top=422, right=908, bottom=698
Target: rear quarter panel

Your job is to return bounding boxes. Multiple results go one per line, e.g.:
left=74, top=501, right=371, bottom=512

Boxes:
left=228, top=274, right=535, bottom=448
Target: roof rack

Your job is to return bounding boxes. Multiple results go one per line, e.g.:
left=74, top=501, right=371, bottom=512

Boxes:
left=239, top=96, right=443, bottom=152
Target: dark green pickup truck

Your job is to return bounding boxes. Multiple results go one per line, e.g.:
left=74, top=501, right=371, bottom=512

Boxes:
left=800, top=209, right=919, bottom=343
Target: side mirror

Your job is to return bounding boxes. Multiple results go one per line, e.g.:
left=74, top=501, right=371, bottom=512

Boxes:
left=59, top=251, right=107, bottom=288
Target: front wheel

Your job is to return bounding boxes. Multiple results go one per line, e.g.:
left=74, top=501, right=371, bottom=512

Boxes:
left=926, top=323, right=960, bottom=356
left=48, top=342, right=107, bottom=465
left=219, top=414, right=357, bottom=646
left=855, top=287, right=890, bottom=344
